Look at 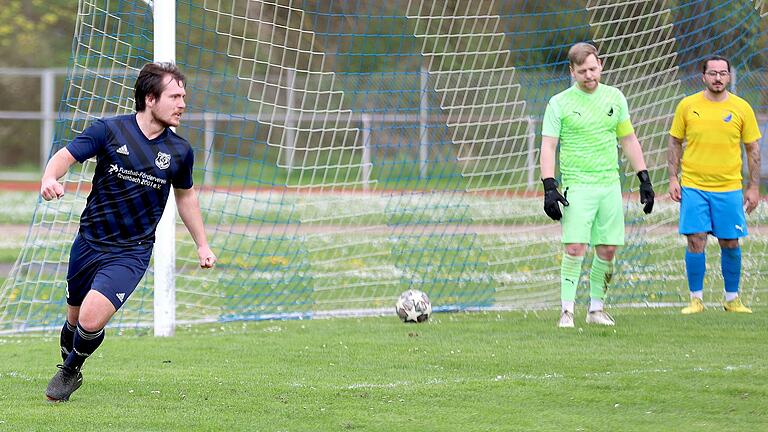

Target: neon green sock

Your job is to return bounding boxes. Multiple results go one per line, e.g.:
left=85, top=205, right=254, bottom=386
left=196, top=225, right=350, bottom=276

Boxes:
left=560, top=254, right=584, bottom=302
left=589, top=255, right=614, bottom=300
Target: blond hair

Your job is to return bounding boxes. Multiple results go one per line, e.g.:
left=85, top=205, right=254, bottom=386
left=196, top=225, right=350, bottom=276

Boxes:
left=568, top=42, right=599, bottom=66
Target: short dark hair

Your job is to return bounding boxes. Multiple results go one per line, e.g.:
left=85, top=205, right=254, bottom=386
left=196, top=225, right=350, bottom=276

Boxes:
left=701, top=55, right=730, bottom=74
left=134, top=62, right=186, bottom=112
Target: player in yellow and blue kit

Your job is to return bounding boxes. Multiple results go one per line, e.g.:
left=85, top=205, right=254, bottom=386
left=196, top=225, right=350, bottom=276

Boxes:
left=668, top=55, right=762, bottom=314
left=540, top=43, right=655, bottom=328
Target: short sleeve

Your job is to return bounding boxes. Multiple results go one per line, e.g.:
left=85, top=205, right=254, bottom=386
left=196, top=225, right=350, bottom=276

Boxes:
left=741, top=103, right=762, bottom=144
left=541, top=98, right=561, bottom=138
left=617, top=90, right=631, bottom=124
left=66, top=120, right=108, bottom=163
left=669, top=99, right=687, bottom=140
left=172, top=147, right=194, bottom=189
left=616, top=119, right=634, bottom=138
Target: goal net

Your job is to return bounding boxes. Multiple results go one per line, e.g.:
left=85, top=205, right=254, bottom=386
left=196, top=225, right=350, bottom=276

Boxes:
left=1, top=0, right=766, bottom=333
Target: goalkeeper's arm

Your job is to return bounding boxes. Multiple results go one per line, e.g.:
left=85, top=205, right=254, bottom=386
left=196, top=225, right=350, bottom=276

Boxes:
left=620, top=133, right=654, bottom=214
left=619, top=132, right=647, bottom=173
left=539, top=136, right=569, bottom=220
left=540, top=135, right=559, bottom=179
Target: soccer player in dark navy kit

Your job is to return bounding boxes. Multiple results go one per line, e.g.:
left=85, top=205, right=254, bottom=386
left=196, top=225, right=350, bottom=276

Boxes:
left=40, top=63, right=216, bottom=401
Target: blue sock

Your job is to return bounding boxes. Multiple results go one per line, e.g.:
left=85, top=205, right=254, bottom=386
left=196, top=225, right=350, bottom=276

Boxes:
left=64, top=323, right=105, bottom=371
left=721, top=247, right=741, bottom=294
left=685, top=251, right=705, bottom=293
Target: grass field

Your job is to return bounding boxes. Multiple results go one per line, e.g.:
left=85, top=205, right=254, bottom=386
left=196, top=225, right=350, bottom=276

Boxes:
left=1, top=186, right=767, bottom=430
left=1, top=187, right=766, bottom=430
left=0, top=309, right=766, bottom=431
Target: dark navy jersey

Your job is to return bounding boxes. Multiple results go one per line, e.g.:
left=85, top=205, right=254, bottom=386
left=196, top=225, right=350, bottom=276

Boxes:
left=66, top=114, right=194, bottom=252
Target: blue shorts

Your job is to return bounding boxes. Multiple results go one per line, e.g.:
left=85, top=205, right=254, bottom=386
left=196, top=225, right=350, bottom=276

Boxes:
left=66, top=234, right=152, bottom=310
left=679, top=187, right=747, bottom=239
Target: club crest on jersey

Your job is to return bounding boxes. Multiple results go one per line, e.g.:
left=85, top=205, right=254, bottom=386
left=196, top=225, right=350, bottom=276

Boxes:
left=155, top=152, right=171, bottom=170
left=723, top=113, right=733, bottom=123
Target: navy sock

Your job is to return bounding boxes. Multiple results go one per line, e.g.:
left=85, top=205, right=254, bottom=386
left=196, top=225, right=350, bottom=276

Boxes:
left=685, top=251, right=705, bottom=293
left=59, top=321, right=76, bottom=362
left=721, top=247, right=741, bottom=294
left=64, top=323, right=105, bottom=371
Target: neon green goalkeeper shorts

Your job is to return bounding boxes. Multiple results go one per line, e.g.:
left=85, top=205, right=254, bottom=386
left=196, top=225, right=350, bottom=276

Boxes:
left=561, top=183, right=624, bottom=246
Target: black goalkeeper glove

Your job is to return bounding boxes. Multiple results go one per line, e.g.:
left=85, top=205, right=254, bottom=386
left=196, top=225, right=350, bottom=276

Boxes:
left=542, top=177, right=569, bottom=221
left=637, top=170, right=654, bottom=214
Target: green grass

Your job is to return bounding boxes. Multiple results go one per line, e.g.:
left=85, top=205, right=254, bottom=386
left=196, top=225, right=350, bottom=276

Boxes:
left=0, top=309, right=766, bottom=431
left=0, top=249, right=20, bottom=265
left=0, top=193, right=39, bottom=225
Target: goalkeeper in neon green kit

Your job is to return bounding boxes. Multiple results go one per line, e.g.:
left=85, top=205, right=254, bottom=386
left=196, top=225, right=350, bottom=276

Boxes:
left=539, top=42, right=655, bottom=328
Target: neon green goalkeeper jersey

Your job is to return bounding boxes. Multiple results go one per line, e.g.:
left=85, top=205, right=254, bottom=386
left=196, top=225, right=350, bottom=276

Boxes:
left=542, top=83, right=634, bottom=186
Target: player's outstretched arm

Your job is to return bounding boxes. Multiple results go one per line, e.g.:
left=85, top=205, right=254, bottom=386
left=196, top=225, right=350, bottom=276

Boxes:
left=40, top=148, right=77, bottom=201
left=620, top=133, right=654, bottom=214
left=175, top=186, right=217, bottom=268
left=744, top=141, right=761, bottom=214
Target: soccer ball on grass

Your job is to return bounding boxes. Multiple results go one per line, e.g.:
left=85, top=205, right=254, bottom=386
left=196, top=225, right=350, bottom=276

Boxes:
left=395, top=289, right=432, bottom=323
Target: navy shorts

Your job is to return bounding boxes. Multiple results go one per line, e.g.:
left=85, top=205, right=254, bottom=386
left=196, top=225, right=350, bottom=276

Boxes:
left=66, top=235, right=153, bottom=310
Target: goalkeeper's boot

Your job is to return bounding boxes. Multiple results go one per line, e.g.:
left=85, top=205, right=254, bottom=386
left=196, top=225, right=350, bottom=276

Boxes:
left=724, top=296, right=752, bottom=314
left=681, top=297, right=705, bottom=315
left=558, top=310, right=574, bottom=328
left=45, top=364, right=83, bottom=402
left=586, top=310, right=615, bottom=326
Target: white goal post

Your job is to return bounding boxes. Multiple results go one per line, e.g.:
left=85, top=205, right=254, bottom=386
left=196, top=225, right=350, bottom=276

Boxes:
left=153, top=0, right=177, bottom=337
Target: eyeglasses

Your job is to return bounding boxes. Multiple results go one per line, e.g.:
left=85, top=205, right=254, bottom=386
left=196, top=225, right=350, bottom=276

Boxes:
left=704, top=70, right=730, bottom=77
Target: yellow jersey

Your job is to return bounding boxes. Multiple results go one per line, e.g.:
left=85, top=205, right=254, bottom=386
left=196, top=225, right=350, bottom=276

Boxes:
left=669, top=91, right=762, bottom=192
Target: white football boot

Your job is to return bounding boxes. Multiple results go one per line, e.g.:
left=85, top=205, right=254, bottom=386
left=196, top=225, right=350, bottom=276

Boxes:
left=558, top=310, right=575, bottom=328
left=586, top=310, right=615, bottom=326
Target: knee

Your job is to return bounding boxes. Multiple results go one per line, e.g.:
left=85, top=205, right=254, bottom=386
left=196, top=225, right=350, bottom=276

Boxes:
left=77, top=291, right=115, bottom=331
left=77, top=316, right=103, bottom=332
left=595, top=246, right=617, bottom=261
left=76, top=305, right=110, bottom=331
left=686, top=234, right=707, bottom=253
left=719, top=239, right=739, bottom=249
left=565, top=243, right=587, bottom=257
